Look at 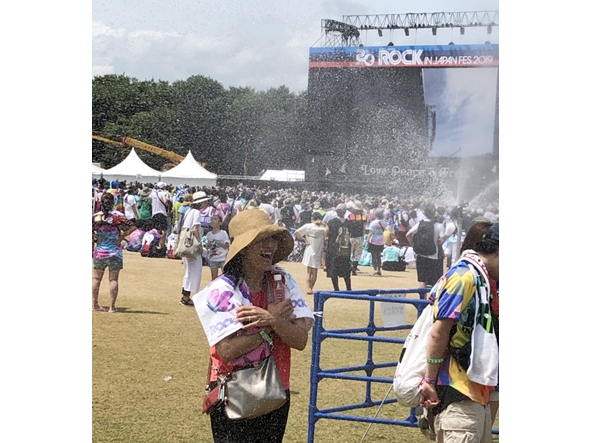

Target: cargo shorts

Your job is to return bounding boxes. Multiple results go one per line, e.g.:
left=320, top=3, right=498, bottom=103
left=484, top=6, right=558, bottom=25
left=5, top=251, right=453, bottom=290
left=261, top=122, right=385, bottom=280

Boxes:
left=434, top=399, right=492, bottom=443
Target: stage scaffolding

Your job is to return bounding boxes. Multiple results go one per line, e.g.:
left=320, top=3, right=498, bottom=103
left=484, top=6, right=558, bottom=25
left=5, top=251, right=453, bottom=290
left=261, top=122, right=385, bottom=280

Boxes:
left=317, top=11, right=499, bottom=47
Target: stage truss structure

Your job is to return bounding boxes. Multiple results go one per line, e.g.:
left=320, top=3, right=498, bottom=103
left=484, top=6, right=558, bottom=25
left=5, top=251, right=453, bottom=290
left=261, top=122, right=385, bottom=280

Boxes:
left=318, top=11, right=499, bottom=47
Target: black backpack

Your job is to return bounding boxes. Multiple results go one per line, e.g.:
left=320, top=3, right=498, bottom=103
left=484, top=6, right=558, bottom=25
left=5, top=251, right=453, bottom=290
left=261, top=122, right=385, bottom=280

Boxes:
left=412, top=220, right=436, bottom=256
left=335, top=225, right=351, bottom=258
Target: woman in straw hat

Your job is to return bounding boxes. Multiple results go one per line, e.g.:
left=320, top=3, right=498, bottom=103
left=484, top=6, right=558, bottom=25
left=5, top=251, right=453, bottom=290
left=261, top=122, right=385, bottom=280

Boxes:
left=177, top=191, right=210, bottom=307
left=193, top=210, right=314, bottom=442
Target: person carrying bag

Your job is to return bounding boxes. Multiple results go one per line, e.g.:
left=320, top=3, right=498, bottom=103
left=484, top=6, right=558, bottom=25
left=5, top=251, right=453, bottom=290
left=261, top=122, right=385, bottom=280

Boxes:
left=174, top=222, right=201, bottom=259
left=193, top=209, right=315, bottom=442
left=176, top=192, right=209, bottom=307
left=202, top=294, right=287, bottom=421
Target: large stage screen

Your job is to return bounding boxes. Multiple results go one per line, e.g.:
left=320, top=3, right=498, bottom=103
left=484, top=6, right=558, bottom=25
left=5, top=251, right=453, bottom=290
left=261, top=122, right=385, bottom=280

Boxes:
left=305, top=44, right=499, bottom=201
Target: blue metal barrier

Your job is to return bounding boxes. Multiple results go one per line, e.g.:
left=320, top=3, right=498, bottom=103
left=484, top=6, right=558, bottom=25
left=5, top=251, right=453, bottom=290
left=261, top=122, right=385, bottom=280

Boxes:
left=307, top=288, right=498, bottom=443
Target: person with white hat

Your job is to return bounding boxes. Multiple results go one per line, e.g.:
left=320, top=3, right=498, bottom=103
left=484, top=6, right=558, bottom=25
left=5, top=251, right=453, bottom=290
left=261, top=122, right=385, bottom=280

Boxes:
left=193, top=210, right=314, bottom=442
left=177, top=191, right=210, bottom=306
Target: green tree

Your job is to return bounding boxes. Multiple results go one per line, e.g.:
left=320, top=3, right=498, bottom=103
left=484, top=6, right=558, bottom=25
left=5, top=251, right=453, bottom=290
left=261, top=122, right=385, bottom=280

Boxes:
left=92, top=73, right=310, bottom=176
left=219, top=87, right=263, bottom=176
left=92, top=75, right=178, bottom=168
left=172, top=75, right=228, bottom=173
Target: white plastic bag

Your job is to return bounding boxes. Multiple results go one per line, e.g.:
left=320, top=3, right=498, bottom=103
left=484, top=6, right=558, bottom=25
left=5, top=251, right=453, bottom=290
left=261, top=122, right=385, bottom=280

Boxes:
left=393, top=304, right=433, bottom=407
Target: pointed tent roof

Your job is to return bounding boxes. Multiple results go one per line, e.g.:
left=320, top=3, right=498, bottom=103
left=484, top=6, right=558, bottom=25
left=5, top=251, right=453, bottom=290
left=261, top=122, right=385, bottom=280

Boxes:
left=102, top=148, right=161, bottom=179
left=92, top=164, right=104, bottom=175
left=160, top=150, right=217, bottom=186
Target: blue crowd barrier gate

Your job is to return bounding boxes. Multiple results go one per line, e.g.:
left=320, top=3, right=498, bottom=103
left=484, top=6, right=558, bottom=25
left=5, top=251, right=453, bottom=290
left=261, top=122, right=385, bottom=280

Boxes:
left=307, top=288, right=499, bottom=443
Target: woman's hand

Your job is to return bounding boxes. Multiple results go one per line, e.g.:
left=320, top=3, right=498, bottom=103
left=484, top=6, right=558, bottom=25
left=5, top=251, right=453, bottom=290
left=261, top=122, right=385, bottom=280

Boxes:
left=236, top=305, right=275, bottom=329
left=237, top=300, right=293, bottom=329
left=267, top=300, right=294, bottom=321
left=236, top=297, right=310, bottom=351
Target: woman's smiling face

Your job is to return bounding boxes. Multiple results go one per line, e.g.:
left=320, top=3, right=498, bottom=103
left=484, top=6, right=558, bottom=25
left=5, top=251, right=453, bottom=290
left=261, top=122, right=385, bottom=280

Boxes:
left=241, top=235, right=279, bottom=271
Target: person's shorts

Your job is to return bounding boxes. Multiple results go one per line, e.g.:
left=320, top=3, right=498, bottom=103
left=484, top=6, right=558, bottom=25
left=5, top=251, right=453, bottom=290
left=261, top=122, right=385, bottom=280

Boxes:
left=434, top=400, right=492, bottom=443
left=367, top=242, right=384, bottom=254
left=416, top=255, right=443, bottom=286
left=152, top=213, right=168, bottom=232
left=208, top=260, right=225, bottom=269
left=93, top=256, right=123, bottom=271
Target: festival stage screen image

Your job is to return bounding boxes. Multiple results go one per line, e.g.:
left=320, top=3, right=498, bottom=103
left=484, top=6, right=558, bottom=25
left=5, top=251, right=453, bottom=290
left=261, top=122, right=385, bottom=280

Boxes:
left=422, top=67, right=498, bottom=158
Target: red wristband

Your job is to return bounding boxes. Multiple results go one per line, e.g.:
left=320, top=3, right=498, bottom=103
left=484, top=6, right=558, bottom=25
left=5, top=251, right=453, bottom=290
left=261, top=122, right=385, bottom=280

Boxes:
left=423, top=374, right=436, bottom=385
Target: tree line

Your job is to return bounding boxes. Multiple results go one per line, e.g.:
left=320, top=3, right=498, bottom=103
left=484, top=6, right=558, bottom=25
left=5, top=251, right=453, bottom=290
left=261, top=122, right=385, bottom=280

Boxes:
left=92, top=74, right=310, bottom=175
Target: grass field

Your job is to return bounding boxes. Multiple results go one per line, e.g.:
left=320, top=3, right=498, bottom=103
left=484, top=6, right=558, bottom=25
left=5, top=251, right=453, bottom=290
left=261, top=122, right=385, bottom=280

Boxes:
left=93, top=251, right=498, bottom=442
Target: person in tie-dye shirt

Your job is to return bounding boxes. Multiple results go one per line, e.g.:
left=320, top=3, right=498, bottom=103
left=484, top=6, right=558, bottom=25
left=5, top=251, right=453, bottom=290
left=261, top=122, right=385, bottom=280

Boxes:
left=420, top=223, right=499, bottom=443
left=92, top=192, right=135, bottom=313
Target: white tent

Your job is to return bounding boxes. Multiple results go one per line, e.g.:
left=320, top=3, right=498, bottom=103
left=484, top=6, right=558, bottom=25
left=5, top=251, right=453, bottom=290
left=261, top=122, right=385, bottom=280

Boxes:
left=160, top=150, right=217, bottom=187
left=92, top=164, right=105, bottom=176
left=259, top=169, right=305, bottom=182
left=100, top=148, right=162, bottom=183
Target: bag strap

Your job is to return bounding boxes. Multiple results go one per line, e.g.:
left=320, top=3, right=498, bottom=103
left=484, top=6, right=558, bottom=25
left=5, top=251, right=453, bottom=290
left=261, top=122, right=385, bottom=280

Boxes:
left=262, top=275, right=278, bottom=347
left=175, top=210, right=185, bottom=234
left=399, top=246, right=407, bottom=259
left=157, top=191, right=171, bottom=215
left=157, top=190, right=167, bottom=206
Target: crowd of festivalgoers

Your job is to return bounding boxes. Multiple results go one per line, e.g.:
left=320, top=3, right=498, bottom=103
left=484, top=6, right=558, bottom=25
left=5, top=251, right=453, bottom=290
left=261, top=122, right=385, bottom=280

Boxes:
left=92, top=178, right=499, bottom=237
left=92, top=177, right=499, bottom=308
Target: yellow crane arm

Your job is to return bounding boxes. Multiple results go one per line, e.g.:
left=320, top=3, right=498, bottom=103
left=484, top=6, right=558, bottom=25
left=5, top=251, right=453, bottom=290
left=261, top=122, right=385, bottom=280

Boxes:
left=92, top=133, right=183, bottom=165
left=92, top=135, right=124, bottom=146
left=122, top=136, right=184, bottom=164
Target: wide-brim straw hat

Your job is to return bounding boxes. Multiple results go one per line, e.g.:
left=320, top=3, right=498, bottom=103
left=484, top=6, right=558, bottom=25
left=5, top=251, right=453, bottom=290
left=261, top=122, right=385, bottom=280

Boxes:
left=224, top=210, right=294, bottom=268
left=139, top=187, right=152, bottom=199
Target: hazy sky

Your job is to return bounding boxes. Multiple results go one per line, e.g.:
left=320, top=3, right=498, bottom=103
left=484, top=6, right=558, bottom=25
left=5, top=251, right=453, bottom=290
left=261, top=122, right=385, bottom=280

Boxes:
left=93, top=0, right=499, bottom=92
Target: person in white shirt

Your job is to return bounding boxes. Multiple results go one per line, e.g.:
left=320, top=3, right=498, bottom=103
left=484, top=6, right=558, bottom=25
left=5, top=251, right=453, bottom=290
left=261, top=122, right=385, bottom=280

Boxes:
left=294, top=212, right=327, bottom=294
left=150, top=182, right=171, bottom=249
left=258, top=194, right=276, bottom=222
left=205, top=215, right=230, bottom=280
left=123, top=186, right=139, bottom=221
left=442, top=207, right=459, bottom=269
